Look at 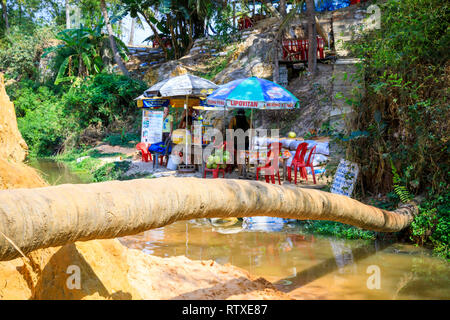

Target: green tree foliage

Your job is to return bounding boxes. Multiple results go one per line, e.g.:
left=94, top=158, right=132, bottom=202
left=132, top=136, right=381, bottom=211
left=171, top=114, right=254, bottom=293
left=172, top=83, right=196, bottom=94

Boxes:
left=7, top=73, right=147, bottom=156
left=62, top=72, right=147, bottom=128
left=122, top=0, right=226, bottom=58
left=0, top=25, right=56, bottom=80
left=341, top=0, right=449, bottom=258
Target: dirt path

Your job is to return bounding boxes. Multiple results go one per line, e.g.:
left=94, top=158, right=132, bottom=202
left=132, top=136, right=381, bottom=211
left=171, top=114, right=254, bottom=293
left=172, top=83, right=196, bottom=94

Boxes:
left=93, top=143, right=137, bottom=156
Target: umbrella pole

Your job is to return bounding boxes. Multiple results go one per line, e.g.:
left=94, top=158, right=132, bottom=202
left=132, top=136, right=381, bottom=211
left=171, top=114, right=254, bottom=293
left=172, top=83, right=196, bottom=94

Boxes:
left=185, top=95, right=188, bottom=165
left=223, top=106, right=225, bottom=137
left=250, top=108, right=253, bottom=150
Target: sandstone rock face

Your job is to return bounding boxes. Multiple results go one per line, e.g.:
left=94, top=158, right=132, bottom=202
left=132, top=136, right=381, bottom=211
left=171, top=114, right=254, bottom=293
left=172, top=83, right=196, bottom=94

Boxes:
left=1, top=238, right=290, bottom=300
left=252, top=64, right=334, bottom=137
left=143, top=60, right=188, bottom=86
left=0, top=74, right=28, bottom=163
left=143, top=22, right=278, bottom=86
left=213, top=29, right=276, bottom=84
left=0, top=159, right=47, bottom=189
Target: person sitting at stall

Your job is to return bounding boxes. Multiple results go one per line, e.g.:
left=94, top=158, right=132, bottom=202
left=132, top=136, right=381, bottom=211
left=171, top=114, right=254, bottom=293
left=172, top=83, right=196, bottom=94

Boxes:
left=178, top=107, right=194, bottom=130
left=229, top=108, right=251, bottom=175
left=229, top=108, right=250, bottom=148
left=162, top=106, right=173, bottom=142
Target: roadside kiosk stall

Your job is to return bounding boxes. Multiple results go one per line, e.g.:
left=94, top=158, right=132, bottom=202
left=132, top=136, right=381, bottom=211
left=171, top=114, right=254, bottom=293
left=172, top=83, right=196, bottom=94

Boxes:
left=136, top=74, right=218, bottom=172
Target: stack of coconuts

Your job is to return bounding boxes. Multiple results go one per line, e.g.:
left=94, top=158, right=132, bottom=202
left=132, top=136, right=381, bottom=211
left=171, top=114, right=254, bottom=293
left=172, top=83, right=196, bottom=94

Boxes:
left=206, top=149, right=231, bottom=170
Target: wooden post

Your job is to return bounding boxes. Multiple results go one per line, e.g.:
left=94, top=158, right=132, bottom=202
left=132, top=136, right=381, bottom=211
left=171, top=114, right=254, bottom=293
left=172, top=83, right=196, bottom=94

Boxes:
left=232, top=1, right=236, bottom=29
left=306, top=0, right=317, bottom=75
left=185, top=95, right=189, bottom=164
left=273, top=37, right=280, bottom=84
left=315, top=16, right=329, bottom=48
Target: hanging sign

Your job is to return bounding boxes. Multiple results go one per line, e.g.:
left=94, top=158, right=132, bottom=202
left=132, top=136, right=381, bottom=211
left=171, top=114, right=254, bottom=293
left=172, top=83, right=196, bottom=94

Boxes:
left=141, top=109, right=164, bottom=144
left=139, top=98, right=170, bottom=109
left=330, top=159, right=359, bottom=197
left=170, top=98, right=200, bottom=108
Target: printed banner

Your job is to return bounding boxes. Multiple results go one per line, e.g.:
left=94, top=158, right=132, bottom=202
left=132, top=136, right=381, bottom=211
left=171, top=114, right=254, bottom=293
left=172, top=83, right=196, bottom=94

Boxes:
left=141, top=110, right=164, bottom=144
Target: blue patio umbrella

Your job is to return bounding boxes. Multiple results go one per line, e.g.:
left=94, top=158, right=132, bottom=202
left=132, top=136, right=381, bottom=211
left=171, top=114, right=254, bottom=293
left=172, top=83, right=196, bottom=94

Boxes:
left=206, top=76, right=300, bottom=157
left=206, top=77, right=300, bottom=110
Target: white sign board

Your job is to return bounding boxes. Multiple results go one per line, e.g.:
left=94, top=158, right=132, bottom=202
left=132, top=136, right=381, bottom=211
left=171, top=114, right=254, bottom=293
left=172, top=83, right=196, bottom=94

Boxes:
left=279, top=65, right=288, bottom=87
left=141, top=109, right=163, bottom=144
left=330, top=159, right=359, bottom=197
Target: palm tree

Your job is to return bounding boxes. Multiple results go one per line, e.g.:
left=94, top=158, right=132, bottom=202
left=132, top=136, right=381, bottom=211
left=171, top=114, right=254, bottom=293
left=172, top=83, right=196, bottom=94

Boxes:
left=1, top=0, right=9, bottom=33
left=0, top=177, right=418, bottom=261
left=100, top=0, right=130, bottom=76
left=306, top=0, right=317, bottom=75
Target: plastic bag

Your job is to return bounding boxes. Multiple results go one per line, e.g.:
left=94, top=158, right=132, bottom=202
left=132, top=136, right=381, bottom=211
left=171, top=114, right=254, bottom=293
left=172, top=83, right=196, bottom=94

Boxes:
left=148, top=142, right=166, bottom=153
left=315, top=142, right=330, bottom=155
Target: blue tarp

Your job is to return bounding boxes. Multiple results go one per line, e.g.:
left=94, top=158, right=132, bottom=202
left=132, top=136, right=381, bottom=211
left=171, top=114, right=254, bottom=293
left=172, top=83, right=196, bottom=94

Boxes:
left=303, top=0, right=350, bottom=12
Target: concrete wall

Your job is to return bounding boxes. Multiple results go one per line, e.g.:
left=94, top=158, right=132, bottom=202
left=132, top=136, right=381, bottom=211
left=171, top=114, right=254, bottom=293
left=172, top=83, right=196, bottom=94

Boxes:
left=330, top=58, right=363, bottom=131
left=332, top=1, right=376, bottom=56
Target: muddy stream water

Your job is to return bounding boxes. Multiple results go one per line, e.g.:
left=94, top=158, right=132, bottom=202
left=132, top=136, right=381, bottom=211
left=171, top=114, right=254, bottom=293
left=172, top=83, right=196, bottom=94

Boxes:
left=30, top=159, right=450, bottom=300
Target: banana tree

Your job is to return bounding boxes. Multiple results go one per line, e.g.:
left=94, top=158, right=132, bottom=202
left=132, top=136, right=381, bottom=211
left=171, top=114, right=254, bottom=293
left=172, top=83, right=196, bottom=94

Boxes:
left=43, top=21, right=129, bottom=85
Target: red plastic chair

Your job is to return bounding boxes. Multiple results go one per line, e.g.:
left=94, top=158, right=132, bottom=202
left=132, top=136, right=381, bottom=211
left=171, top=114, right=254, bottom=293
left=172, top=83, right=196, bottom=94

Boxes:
left=203, top=166, right=226, bottom=179
left=296, top=145, right=317, bottom=184
left=287, top=142, right=308, bottom=185
left=136, top=142, right=152, bottom=162
left=238, top=16, right=253, bottom=30
left=256, top=143, right=282, bottom=185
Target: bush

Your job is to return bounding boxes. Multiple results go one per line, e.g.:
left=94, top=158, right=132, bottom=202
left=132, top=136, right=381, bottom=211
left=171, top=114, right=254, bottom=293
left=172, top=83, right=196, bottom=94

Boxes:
left=300, top=220, right=376, bottom=240
left=9, top=73, right=147, bottom=156
left=0, top=25, right=57, bottom=81
left=339, top=0, right=449, bottom=257
left=62, top=73, right=147, bottom=128
left=7, top=80, right=67, bottom=156
left=92, top=161, right=131, bottom=182
left=103, top=131, right=140, bottom=147
left=411, top=190, right=450, bottom=260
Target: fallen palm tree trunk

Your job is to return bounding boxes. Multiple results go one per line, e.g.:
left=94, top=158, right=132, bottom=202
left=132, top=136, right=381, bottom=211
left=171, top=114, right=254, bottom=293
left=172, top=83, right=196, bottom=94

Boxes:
left=0, top=177, right=418, bottom=261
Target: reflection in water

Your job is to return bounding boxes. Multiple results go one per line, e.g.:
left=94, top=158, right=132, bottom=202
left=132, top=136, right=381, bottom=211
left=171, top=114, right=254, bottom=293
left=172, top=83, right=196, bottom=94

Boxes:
left=330, top=240, right=356, bottom=273
left=274, top=239, right=391, bottom=291
left=27, top=159, right=92, bottom=185
left=120, top=220, right=450, bottom=300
